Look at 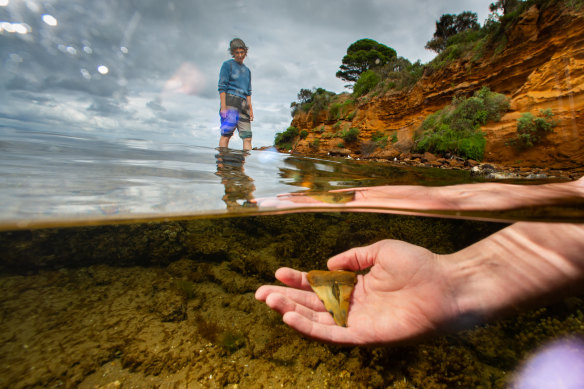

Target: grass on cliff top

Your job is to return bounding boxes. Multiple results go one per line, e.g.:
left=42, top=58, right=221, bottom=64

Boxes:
left=414, top=87, right=510, bottom=161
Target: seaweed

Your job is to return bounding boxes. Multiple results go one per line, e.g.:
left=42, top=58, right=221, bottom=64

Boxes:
left=172, top=278, right=196, bottom=300
left=194, top=313, right=222, bottom=343
left=219, top=331, right=246, bottom=353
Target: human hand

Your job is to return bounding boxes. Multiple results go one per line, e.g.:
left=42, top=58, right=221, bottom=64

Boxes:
left=255, top=240, right=460, bottom=345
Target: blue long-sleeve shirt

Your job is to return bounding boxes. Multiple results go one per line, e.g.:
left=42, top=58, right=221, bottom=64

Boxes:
left=218, top=59, right=252, bottom=99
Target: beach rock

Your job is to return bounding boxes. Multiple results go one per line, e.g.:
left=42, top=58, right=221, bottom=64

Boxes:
left=150, top=289, right=187, bottom=322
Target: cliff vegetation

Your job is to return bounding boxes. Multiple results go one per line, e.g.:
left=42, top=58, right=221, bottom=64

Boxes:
left=275, top=0, right=584, bottom=174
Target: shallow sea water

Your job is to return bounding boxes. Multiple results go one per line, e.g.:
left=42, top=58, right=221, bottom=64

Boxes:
left=2, top=0, right=584, bottom=386
left=1, top=126, right=579, bottom=230
left=1, top=128, right=583, bottom=388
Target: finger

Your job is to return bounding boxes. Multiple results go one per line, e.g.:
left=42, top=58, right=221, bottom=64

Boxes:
left=282, top=312, right=365, bottom=346
left=265, top=293, right=334, bottom=324
left=254, top=284, right=276, bottom=301
left=327, top=243, right=380, bottom=271
left=255, top=285, right=325, bottom=311
left=275, top=267, right=312, bottom=290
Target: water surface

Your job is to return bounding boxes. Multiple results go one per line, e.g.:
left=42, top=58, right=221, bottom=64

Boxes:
left=2, top=126, right=580, bottom=231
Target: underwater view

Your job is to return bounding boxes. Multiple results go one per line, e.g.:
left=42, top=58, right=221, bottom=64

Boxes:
left=2, top=0, right=584, bottom=388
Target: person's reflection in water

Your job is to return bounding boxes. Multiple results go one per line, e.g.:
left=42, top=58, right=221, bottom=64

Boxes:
left=215, top=148, right=257, bottom=210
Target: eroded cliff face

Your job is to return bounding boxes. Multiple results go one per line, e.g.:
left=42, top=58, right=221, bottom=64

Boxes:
left=288, top=4, right=584, bottom=172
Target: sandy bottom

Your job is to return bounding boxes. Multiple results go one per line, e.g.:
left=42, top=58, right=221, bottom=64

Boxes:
left=1, top=214, right=583, bottom=388
left=1, top=259, right=583, bottom=389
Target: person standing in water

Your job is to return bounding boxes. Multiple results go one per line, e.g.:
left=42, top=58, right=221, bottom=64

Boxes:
left=218, top=38, right=254, bottom=150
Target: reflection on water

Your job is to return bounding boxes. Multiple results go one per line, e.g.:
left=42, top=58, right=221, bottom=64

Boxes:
left=0, top=126, right=582, bottom=230
left=215, top=148, right=256, bottom=210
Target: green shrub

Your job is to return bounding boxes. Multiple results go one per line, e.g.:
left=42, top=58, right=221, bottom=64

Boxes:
left=328, top=103, right=342, bottom=121
left=417, top=125, right=486, bottom=161
left=340, top=127, right=360, bottom=143
left=336, top=142, right=345, bottom=148
left=371, top=130, right=385, bottom=142
left=514, top=109, right=557, bottom=148
left=371, top=130, right=388, bottom=148
left=449, top=96, right=489, bottom=131
left=274, top=126, right=299, bottom=148
left=565, top=0, right=583, bottom=9
left=414, top=87, right=509, bottom=160
left=373, top=57, right=424, bottom=93
left=290, top=88, right=336, bottom=118
left=376, top=137, right=389, bottom=148
left=310, top=139, right=320, bottom=149
left=391, top=132, right=398, bottom=143
left=299, top=129, right=308, bottom=139
left=353, top=70, right=381, bottom=97
left=340, top=99, right=354, bottom=117
left=475, top=86, right=511, bottom=121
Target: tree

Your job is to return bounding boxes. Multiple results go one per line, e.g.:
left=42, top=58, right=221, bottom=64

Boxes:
left=336, top=39, right=397, bottom=83
left=425, top=11, right=480, bottom=53
left=489, top=0, right=521, bottom=16
left=297, top=88, right=313, bottom=104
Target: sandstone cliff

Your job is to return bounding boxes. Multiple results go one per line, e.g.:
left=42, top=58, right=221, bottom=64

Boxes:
left=286, top=3, right=584, bottom=173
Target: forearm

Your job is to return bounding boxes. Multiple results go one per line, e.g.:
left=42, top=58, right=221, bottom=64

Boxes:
left=220, top=92, right=226, bottom=110
left=348, top=176, right=584, bottom=212
left=446, top=222, right=584, bottom=320
left=440, top=177, right=584, bottom=210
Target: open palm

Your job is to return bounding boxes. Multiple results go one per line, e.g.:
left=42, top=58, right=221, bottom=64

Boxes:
left=255, top=240, right=460, bottom=346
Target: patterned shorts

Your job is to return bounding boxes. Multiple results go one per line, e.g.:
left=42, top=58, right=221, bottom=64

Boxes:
left=220, top=93, right=252, bottom=139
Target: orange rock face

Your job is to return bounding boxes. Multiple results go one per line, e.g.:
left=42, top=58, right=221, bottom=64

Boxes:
left=288, top=4, right=584, bottom=172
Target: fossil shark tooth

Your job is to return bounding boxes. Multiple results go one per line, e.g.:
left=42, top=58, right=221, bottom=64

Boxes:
left=306, top=270, right=357, bottom=327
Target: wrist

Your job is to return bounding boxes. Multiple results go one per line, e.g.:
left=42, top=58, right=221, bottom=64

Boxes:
left=444, top=249, right=499, bottom=322
left=446, top=223, right=584, bottom=323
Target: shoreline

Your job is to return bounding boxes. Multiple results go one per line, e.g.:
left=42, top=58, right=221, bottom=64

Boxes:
left=268, top=147, right=584, bottom=181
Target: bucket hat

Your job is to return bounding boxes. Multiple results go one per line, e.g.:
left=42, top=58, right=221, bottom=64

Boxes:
left=229, top=38, right=248, bottom=54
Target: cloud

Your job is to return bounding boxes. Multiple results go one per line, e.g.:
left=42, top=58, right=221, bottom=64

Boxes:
left=87, top=96, right=128, bottom=116
left=146, top=98, right=165, bottom=113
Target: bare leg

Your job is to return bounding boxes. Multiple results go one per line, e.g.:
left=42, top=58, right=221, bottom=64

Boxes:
left=219, top=135, right=231, bottom=148
left=243, top=138, right=252, bottom=151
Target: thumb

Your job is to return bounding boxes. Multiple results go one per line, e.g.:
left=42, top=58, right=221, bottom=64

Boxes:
left=327, top=242, right=381, bottom=272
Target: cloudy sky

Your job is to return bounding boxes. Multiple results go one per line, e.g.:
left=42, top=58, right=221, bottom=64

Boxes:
left=0, top=0, right=494, bottom=148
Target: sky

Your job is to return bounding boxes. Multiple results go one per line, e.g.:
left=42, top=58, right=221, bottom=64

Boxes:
left=0, top=0, right=495, bottom=149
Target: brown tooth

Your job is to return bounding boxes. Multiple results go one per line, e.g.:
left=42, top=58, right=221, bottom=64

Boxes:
left=307, top=270, right=357, bottom=327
